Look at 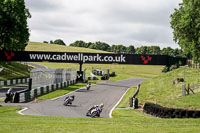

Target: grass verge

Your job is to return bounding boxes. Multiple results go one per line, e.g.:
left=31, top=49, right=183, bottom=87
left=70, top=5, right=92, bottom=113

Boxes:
left=138, top=66, right=200, bottom=110
left=34, top=62, right=164, bottom=81
left=39, top=81, right=99, bottom=100
left=0, top=62, right=30, bottom=81
left=1, top=85, right=200, bottom=133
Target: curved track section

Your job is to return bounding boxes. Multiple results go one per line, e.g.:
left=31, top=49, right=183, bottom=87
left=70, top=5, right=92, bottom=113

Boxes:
left=18, top=78, right=146, bottom=118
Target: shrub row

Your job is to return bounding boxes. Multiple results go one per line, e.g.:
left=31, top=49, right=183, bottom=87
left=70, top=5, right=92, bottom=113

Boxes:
left=143, top=102, right=200, bottom=118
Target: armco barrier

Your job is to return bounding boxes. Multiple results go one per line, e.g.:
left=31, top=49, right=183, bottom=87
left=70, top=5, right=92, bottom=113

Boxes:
left=143, top=102, right=200, bottom=118
left=0, top=78, right=29, bottom=86
left=18, top=80, right=76, bottom=103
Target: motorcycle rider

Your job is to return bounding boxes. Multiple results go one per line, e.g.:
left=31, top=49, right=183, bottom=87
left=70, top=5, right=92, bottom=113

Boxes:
left=6, top=88, right=14, bottom=103
left=64, top=95, right=75, bottom=105
left=86, top=82, right=91, bottom=90
left=87, top=103, right=104, bottom=116
left=99, top=103, right=104, bottom=112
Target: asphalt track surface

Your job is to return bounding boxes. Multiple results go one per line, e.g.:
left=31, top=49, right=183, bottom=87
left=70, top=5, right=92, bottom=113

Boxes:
left=5, top=78, right=146, bottom=118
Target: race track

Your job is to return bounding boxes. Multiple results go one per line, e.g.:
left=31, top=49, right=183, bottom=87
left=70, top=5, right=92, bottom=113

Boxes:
left=20, top=78, right=146, bottom=118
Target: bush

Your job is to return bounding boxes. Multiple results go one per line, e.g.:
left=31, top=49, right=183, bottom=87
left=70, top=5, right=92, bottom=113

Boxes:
left=162, top=65, right=178, bottom=73
left=162, top=66, right=170, bottom=73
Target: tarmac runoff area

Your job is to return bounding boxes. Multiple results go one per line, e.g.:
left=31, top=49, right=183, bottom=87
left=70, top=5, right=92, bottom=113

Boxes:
left=1, top=78, right=146, bottom=118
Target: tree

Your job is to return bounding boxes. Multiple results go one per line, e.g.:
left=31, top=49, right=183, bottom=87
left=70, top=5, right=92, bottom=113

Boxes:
left=86, top=42, right=94, bottom=48
left=43, top=41, right=48, bottom=43
left=170, top=0, right=200, bottom=61
left=69, top=40, right=86, bottom=47
left=54, top=39, right=66, bottom=45
left=126, top=45, right=135, bottom=54
left=161, top=47, right=174, bottom=56
left=136, top=46, right=148, bottom=54
left=94, top=41, right=111, bottom=51
left=0, top=0, right=31, bottom=51
left=50, top=40, right=53, bottom=44
left=111, top=45, right=127, bottom=53
left=149, top=46, right=160, bottom=55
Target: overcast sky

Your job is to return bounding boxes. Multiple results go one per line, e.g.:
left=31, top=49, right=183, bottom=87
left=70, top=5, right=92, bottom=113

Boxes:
left=24, top=0, right=182, bottom=48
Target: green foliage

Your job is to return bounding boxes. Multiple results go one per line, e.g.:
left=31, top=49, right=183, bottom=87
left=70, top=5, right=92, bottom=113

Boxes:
left=69, top=40, right=86, bottom=47
left=169, top=65, right=178, bottom=71
left=111, top=45, right=127, bottom=53
left=53, top=39, right=66, bottom=45
left=136, top=46, right=161, bottom=55
left=94, top=41, right=110, bottom=51
left=0, top=0, right=31, bottom=51
left=50, top=40, right=53, bottom=44
left=161, top=47, right=174, bottom=56
left=149, top=46, right=160, bottom=55
left=43, top=41, right=48, bottom=43
left=162, top=65, right=179, bottom=73
left=70, top=40, right=111, bottom=51
left=136, top=46, right=149, bottom=54
left=161, top=65, right=170, bottom=73
left=170, top=0, right=200, bottom=60
left=69, top=40, right=184, bottom=56
left=126, top=45, right=135, bottom=54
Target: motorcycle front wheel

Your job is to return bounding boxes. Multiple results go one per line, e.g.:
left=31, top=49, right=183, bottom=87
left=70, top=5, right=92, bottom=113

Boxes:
left=91, top=111, right=98, bottom=118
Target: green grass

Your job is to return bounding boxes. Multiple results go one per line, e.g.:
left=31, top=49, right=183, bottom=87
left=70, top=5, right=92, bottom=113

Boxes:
left=138, top=67, right=200, bottom=110
left=26, top=42, right=109, bottom=53
left=1, top=85, right=200, bottom=133
left=0, top=62, right=30, bottom=81
left=39, top=81, right=100, bottom=100
left=1, top=67, right=200, bottom=132
left=34, top=62, right=164, bottom=81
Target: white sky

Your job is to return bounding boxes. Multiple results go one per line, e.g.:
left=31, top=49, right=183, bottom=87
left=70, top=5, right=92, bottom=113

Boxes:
left=24, top=0, right=182, bottom=48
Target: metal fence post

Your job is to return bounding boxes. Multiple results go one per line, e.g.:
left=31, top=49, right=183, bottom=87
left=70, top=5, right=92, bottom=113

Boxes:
left=182, top=84, right=186, bottom=96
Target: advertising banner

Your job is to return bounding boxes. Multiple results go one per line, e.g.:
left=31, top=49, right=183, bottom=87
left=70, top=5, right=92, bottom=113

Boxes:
left=0, top=51, right=187, bottom=65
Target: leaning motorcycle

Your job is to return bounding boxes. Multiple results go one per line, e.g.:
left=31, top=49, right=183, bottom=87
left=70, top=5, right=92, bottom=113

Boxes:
left=86, top=107, right=102, bottom=117
left=86, top=83, right=91, bottom=90
left=63, top=96, right=74, bottom=106
left=4, top=94, right=13, bottom=103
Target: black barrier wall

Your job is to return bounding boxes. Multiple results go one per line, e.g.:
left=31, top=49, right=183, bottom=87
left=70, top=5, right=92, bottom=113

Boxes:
left=0, top=51, right=187, bottom=65
left=143, top=102, right=200, bottom=118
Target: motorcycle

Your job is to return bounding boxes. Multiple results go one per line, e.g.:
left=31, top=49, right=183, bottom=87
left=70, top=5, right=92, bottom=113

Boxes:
left=86, top=107, right=102, bottom=117
left=63, top=96, right=75, bottom=106
left=86, top=82, right=91, bottom=90
left=4, top=93, right=13, bottom=103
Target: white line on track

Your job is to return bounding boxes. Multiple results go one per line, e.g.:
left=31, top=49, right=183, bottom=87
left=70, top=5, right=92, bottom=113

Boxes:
left=18, top=107, right=28, bottom=115
left=109, top=87, right=131, bottom=118
left=50, top=84, right=97, bottom=101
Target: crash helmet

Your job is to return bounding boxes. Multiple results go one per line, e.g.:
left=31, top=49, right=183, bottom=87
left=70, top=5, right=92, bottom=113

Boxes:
left=100, top=103, right=104, bottom=109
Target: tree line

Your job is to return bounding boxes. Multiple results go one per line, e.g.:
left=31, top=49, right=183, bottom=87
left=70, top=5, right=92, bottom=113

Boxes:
left=69, top=40, right=185, bottom=57
left=44, top=39, right=185, bottom=57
